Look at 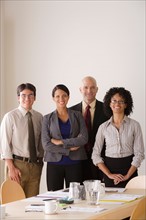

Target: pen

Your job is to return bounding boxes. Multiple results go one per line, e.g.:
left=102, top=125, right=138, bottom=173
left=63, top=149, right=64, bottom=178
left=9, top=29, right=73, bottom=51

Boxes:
left=99, top=208, right=107, bottom=212
left=43, top=199, right=55, bottom=201
left=31, top=204, right=45, bottom=206
left=62, top=206, right=72, bottom=210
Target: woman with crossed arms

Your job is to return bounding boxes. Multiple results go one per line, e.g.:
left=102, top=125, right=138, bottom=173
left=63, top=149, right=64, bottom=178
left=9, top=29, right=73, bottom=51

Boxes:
left=42, top=84, right=88, bottom=191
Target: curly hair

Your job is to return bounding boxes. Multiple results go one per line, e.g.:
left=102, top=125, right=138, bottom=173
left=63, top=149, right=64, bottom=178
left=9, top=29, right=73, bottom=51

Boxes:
left=103, top=87, right=133, bottom=117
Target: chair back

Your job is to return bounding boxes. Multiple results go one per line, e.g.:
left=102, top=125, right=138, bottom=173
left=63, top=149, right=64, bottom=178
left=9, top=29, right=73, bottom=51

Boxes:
left=0, top=179, right=26, bottom=204
left=125, top=175, right=146, bottom=189
left=130, top=197, right=146, bottom=220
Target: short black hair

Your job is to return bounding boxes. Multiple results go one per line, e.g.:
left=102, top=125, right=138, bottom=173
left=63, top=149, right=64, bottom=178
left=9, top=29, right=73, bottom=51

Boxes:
left=17, top=83, right=36, bottom=97
left=52, top=84, right=70, bottom=97
left=103, top=87, right=133, bottom=117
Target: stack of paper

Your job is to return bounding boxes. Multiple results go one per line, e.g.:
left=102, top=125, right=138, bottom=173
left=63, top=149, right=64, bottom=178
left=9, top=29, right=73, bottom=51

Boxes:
left=100, top=194, right=143, bottom=204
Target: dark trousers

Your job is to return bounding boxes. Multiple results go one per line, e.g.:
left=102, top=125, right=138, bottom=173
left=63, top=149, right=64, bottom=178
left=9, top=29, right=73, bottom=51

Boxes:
left=82, top=158, right=104, bottom=182
left=104, top=155, right=138, bottom=188
left=47, top=162, right=82, bottom=191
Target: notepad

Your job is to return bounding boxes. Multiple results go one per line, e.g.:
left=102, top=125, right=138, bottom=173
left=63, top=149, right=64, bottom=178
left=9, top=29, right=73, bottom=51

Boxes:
left=100, top=194, right=143, bottom=203
left=25, top=205, right=44, bottom=212
left=61, top=206, right=106, bottom=213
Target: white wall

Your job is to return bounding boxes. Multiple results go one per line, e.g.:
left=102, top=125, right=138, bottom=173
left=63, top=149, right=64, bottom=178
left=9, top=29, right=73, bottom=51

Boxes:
left=1, top=0, right=145, bottom=193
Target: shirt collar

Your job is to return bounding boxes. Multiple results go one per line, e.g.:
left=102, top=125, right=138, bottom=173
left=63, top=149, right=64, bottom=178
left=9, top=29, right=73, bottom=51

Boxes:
left=82, top=99, right=96, bottom=110
left=107, top=115, right=128, bottom=126
left=18, top=105, right=34, bottom=116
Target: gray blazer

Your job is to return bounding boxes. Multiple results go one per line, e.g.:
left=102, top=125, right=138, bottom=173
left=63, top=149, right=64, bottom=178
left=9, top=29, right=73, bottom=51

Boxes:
left=42, top=109, right=88, bottom=162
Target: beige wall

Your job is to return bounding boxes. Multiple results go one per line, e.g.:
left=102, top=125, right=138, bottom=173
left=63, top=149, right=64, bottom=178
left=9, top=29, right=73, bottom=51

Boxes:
left=1, top=0, right=145, bottom=193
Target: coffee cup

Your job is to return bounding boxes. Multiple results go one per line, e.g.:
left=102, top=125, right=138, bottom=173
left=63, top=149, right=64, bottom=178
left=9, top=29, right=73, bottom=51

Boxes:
left=44, top=200, right=59, bottom=215
left=0, top=204, right=6, bottom=219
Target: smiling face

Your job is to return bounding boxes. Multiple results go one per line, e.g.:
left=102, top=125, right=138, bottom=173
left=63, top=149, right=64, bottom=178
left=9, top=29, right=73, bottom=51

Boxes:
left=110, top=93, right=127, bottom=115
left=53, top=89, right=69, bottom=109
left=80, top=77, right=98, bottom=104
left=18, top=89, right=36, bottom=111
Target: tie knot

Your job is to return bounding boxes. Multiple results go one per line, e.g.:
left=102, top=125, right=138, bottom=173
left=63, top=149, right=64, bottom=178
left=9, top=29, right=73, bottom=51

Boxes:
left=27, top=111, right=32, bottom=118
left=86, top=105, right=91, bottom=110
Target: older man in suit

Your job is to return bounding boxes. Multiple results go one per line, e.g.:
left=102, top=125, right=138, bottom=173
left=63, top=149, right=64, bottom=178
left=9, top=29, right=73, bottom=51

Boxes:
left=70, top=76, right=108, bottom=181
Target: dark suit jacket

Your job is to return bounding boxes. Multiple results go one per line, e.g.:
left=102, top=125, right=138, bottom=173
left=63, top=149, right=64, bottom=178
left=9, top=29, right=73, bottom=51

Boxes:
left=70, top=100, right=108, bottom=155
left=42, top=109, right=88, bottom=162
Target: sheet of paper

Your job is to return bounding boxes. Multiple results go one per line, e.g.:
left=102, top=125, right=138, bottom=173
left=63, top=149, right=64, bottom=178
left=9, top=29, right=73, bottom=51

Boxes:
left=100, top=194, right=143, bottom=203
left=25, top=190, right=69, bottom=202
left=25, top=205, right=44, bottom=212
left=105, top=187, right=126, bottom=193
left=25, top=197, right=46, bottom=202
left=61, top=206, right=106, bottom=213
left=36, top=191, right=69, bottom=199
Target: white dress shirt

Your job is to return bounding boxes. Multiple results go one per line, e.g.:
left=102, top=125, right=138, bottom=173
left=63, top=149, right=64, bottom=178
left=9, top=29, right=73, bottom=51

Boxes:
left=0, top=105, right=44, bottom=159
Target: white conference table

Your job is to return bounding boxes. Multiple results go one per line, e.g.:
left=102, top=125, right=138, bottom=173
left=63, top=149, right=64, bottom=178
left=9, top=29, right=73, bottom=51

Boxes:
left=3, top=188, right=146, bottom=220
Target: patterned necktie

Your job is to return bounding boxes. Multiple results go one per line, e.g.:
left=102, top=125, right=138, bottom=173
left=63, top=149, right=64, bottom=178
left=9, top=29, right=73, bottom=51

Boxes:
left=84, top=105, right=92, bottom=152
left=27, top=112, right=37, bottom=162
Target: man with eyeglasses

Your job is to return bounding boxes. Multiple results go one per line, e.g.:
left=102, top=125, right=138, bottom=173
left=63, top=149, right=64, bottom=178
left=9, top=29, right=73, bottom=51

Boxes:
left=0, top=83, right=44, bottom=197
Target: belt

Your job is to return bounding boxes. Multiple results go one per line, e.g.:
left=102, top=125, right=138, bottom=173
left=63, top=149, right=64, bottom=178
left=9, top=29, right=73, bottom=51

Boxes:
left=13, top=154, right=43, bottom=163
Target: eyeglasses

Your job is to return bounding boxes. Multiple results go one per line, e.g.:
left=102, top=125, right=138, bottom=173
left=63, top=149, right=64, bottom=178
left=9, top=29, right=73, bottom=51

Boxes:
left=20, top=94, right=34, bottom=99
left=111, top=100, right=125, bottom=105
